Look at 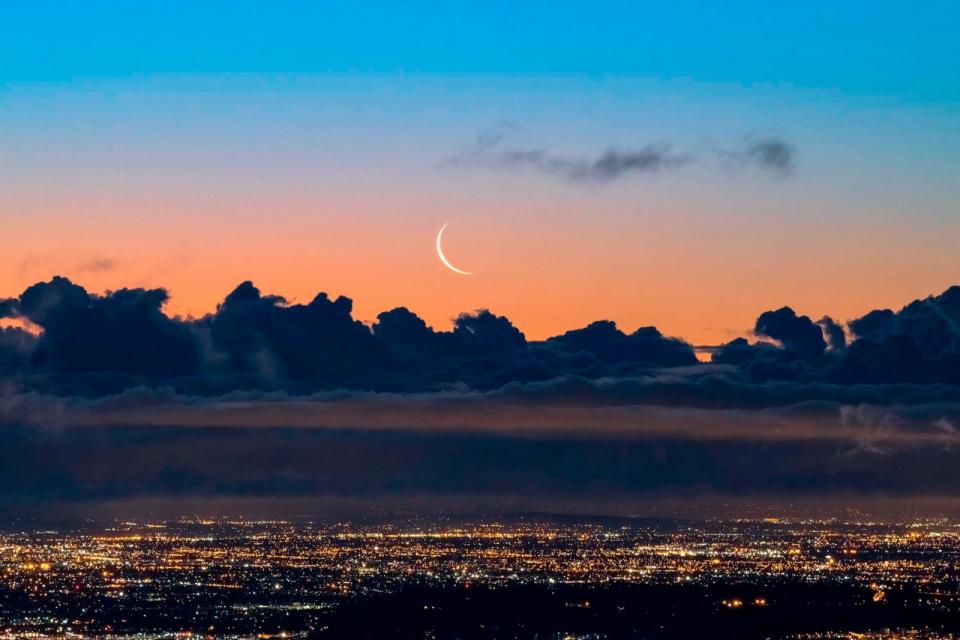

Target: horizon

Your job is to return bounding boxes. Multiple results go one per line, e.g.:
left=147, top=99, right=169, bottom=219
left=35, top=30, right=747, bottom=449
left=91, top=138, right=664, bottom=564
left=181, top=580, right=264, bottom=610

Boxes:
left=5, top=273, right=959, bottom=347
left=3, top=4, right=960, bottom=637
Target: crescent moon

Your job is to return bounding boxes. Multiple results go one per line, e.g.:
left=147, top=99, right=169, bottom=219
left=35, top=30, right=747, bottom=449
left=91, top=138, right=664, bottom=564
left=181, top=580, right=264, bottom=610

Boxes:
left=436, top=223, right=473, bottom=275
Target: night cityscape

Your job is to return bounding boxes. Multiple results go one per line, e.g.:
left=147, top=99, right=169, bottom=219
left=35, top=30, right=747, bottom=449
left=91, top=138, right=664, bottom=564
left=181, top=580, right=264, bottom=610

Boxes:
left=3, top=516, right=960, bottom=638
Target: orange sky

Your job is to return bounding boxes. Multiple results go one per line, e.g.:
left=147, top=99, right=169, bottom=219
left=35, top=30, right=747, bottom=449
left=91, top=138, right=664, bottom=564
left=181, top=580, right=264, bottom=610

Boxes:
left=4, top=188, right=959, bottom=345
left=2, top=71, right=958, bottom=346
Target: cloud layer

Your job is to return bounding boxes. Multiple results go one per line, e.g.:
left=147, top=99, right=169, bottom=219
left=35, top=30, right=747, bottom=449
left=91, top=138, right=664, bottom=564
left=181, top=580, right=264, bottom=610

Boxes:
left=0, top=276, right=701, bottom=395
left=2, top=277, right=959, bottom=398
left=2, top=388, right=960, bottom=513
left=3, top=277, right=960, bottom=511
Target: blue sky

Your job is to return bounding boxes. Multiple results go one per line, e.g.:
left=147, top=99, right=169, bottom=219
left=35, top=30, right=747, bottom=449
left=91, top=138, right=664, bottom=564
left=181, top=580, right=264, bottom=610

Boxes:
left=2, top=1, right=958, bottom=103
left=1, top=1, right=959, bottom=344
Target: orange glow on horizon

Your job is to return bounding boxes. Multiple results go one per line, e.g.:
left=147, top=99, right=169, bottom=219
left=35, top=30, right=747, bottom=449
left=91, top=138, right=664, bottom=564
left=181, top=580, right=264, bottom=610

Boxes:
left=3, top=191, right=959, bottom=346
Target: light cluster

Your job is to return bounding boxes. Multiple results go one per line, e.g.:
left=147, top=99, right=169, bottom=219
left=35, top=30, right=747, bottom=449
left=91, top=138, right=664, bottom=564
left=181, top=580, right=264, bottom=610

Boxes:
left=1, top=517, right=959, bottom=638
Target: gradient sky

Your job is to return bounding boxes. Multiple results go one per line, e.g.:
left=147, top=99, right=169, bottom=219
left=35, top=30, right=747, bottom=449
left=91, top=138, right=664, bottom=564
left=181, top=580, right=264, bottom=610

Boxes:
left=2, top=1, right=959, bottom=344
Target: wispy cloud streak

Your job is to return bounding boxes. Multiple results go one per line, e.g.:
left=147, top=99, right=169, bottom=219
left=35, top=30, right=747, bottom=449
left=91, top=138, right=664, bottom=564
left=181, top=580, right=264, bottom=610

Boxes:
left=444, top=125, right=796, bottom=182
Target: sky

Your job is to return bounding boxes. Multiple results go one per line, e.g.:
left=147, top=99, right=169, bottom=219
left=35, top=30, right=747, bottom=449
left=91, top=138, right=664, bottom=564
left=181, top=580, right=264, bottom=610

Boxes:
left=2, top=1, right=959, bottom=344
left=3, top=2, right=960, bottom=516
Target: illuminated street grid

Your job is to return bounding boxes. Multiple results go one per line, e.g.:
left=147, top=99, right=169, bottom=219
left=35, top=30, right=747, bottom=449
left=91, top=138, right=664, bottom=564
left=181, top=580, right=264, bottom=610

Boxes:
left=2, top=517, right=960, bottom=638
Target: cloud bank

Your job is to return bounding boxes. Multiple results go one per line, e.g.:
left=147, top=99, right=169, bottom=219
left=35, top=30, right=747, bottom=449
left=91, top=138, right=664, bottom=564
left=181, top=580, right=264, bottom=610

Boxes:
left=2, top=276, right=959, bottom=398
left=3, top=277, right=960, bottom=511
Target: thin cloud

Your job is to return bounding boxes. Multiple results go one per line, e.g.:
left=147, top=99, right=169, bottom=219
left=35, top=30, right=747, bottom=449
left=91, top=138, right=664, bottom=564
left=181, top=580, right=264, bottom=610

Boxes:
left=444, top=126, right=796, bottom=182
left=17, top=255, right=118, bottom=277
left=3, top=387, right=960, bottom=508
left=721, top=136, right=796, bottom=175
left=4, top=385, right=960, bottom=452
left=75, top=257, right=117, bottom=273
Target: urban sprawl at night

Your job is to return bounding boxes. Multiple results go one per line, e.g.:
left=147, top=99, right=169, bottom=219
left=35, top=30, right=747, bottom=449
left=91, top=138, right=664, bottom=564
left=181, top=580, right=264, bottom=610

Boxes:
left=2, top=516, right=960, bottom=639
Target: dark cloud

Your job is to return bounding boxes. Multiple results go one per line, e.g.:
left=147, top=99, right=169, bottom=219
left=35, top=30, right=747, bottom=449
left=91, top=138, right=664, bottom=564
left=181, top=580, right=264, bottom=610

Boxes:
left=726, top=137, right=796, bottom=175
left=849, top=308, right=897, bottom=340
left=3, top=276, right=960, bottom=509
left=2, top=385, right=960, bottom=511
left=0, top=277, right=698, bottom=395
left=817, top=316, right=847, bottom=351
left=547, top=321, right=697, bottom=367
left=16, top=276, right=198, bottom=380
left=754, top=307, right=827, bottom=359
left=201, top=280, right=383, bottom=383
left=0, top=298, right=19, bottom=318
left=714, top=285, right=960, bottom=387
left=444, top=126, right=796, bottom=182
left=0, top=327, right=35, bottom=374
left=3, top=276, right=960, bottom=397
left=495, top=145, right=693, bottom=182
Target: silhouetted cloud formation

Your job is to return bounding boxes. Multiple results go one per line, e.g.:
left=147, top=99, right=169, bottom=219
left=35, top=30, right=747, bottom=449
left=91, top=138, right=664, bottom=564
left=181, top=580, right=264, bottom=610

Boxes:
left=0, top=276, right=700, bottom=395
left=548, top=321, right=697, bottom=367
left=1, top=277, right=960, bottom=397
left=715, top=285, right=960, bottom=387
left=445, top=126, right=795, bottom=182
left=817, top=316, right=847, bottom=352
left=0, top=327, right=34, bottom=374
left=201, top=280, right=383, bottom=384
left=15, top=276, right=198, bottom=379
left=754, top=307, right=827, bottom=359
left=4, top=277, right=960, bottom=509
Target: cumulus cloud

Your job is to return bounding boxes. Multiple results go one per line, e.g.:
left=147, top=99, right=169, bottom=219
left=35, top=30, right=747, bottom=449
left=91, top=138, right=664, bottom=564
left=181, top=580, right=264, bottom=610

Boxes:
left=754, top=307, right=827, bottom=359
left=3, top=276, right=960, bottom=399
left=817, top=316, right=847, bottom=351
left=720, top=285, right=960, bottom=387
left=444, top=125, right=796, bottom=182
left=15, top=276, right=198, bottom=379
left=0, top=276, right=700, bottom=395
left=0, top=298, right=18, bottom=318
left=547, top=321, right=697, bottom=368
left=3, top=275, right=960, bottom=508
